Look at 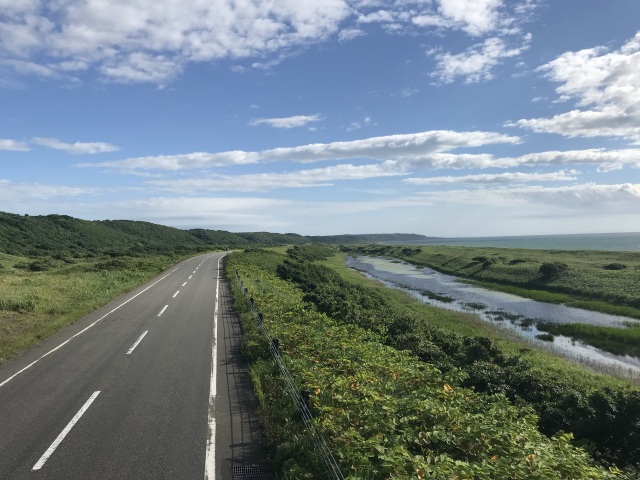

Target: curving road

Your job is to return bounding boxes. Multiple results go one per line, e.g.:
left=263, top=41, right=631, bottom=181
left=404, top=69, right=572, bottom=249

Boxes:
left=0, top=252, right=268, bottom=479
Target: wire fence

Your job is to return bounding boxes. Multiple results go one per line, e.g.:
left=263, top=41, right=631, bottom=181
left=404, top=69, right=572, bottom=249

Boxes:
left=235, top=273, right=345, bottom=480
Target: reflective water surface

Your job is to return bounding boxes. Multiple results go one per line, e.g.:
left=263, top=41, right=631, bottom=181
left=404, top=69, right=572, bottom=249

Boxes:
left=347, top=256, right=640, bottom=378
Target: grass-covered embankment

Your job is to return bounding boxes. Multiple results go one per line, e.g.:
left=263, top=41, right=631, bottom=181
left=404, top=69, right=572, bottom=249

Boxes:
left=0, top=252, right=190, bottom=363
left=537, top=322, right=640, bottom=358
left=342, top=244, right=640, bottom=319
left=225, top=248, right=619, bottom=479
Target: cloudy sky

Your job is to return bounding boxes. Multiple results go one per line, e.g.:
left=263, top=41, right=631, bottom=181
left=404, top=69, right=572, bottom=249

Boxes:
left=1, top=0, right=640, bottom=237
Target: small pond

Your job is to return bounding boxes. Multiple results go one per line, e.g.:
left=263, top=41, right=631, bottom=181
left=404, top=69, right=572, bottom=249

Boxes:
left=347, top=256, right=640, bottom=379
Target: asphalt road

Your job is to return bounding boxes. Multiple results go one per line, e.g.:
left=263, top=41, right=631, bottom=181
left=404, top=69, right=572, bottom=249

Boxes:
left=0, top=252, right=268, bottom=479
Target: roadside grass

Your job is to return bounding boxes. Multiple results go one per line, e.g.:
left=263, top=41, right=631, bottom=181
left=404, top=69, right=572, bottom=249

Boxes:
left=0, top=253, right=193, bottom=363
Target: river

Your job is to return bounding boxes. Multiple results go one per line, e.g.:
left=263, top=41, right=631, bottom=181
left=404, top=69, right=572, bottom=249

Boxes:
left=346, top=255, right=640, bottom=380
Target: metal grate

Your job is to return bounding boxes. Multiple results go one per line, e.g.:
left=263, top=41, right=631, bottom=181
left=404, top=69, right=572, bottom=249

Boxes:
left=232, top=464, right=277, bottom=478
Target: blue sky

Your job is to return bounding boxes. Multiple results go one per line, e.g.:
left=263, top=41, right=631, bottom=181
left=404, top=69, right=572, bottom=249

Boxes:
left=1, top=0, right=640, bottom=237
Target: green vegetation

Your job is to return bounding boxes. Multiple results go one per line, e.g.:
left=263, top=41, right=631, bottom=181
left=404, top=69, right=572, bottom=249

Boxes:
left=0, top=252, right=187, bottom=363
left=342, top=244, right=640, bottom=318
left=226, top=248, right=619, bottom=479
left=538, top=322, right=640, bottom=358
left=270, top=247, right=640, bottom=471
left=0, top=212, right=428, bottom=259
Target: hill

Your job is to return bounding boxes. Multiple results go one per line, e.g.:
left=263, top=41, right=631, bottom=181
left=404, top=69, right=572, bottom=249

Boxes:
left=308, top=233, right=430, bottom=244
left=0, top=211, right=427, bottom=257
left=0, top=212, right=303, bottom=257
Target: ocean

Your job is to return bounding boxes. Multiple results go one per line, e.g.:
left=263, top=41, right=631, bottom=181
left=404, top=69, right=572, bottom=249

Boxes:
left=409, top=232, right=640, bottom=252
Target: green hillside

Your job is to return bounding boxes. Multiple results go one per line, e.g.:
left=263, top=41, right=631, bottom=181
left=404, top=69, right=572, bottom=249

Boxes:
left=0, top=211, right=422, bottom=258
left=0, top=212, right=206, bottom=257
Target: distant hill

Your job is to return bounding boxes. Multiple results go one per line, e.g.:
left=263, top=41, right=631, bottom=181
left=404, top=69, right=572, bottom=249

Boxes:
left=0, top=211, right=428, bottom=257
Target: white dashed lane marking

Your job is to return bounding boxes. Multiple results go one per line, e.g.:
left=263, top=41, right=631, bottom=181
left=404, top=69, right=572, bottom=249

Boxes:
left=32, top=391, right=101, bottom=470
left=126, top=331, right=148, bottom=355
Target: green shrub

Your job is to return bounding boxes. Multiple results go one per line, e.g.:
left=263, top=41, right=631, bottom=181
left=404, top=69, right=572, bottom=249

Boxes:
left=226, top=252, right=619, bottom=479
left=539, top=262, right=569, bottom=280
left=603, top=264, right=627, bottom=270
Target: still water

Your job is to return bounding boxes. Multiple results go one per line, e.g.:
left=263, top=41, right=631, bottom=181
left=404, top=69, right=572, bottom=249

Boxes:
left=347, top=255, right=640, bottom=378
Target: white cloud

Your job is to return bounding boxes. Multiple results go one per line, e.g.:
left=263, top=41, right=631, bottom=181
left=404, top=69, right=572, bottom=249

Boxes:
left=81, top=151, right=261, bottom=170
left=1, top=59, right=63, bottom=80
left=100, top=53, right=183, bottom=85
left=418, top=183, right=640, bottom=213
left=1, top=0, right=351, bottom=84
left=597, top=163, right=623, bottom=173
left=512, top=32, right=640, bottom=142
left=0, top=139, right=30, bottom=151
left=493, top=148, right=640, bottom=169
left=396, top=148, right=640, bottom=170
left=250, top=114, right=322, bottom=129
left=431, top=34, right=530, bottom=84
left=400, top=87, right=419, bottom=97
left=147, top=161, right=407, bottom=192
left=82, top=129, right=521, bottom=171
left=405, top=170, right=579, bottom=185
left=0, top=0, right=537, bottom=85
left=103, top=196, right=294, bottom=229
left=260, top=130, right=520, bottom=163
left=33, top=137, right=120, bottom=154
left=357, top=10, right=395, bottom=24
left=0, top=179, right=99, bottom=199
left=412, top=14, right=454, bottom=29
left=505, top=183, right=640, bottom=211
left=338, top=28, right=365, bottom=42
left=437, top=0, right=503, bottom=36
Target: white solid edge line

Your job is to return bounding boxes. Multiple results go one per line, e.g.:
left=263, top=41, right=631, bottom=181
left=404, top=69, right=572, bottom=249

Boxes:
left=173, top=291, right=180, bottom=298
left=0, top=268, right=179, bottom=389
left=126, top=331, right=148, bottom=355
left=33, top=391, right=101, bottom=470
left=204, top=255, right=221, bottom=480
left=158, top=305, right=169, bottom=317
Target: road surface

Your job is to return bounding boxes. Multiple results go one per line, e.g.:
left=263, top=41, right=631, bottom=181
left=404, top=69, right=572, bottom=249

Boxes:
left=0, top=252, right=271, bottom=479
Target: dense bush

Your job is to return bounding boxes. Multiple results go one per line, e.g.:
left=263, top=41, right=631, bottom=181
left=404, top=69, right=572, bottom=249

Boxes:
left=603, top=263, right=627, bottom=270
left=539, top=262, right=569, bottom=280
left=275, top=247, right=640, bottom=470
left=227, top=252, right=618, bottom=479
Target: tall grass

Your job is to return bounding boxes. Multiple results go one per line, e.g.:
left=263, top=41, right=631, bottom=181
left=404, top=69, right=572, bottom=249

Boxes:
left=0, top=254, right=190, bottom=363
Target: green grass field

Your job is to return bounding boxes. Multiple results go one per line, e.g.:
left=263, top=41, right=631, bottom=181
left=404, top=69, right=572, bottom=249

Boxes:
left=0, top=252, right=189, bottom=363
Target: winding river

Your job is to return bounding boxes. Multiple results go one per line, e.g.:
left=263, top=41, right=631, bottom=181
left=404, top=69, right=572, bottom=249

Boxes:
left=347, top=255, right=640, bottom=379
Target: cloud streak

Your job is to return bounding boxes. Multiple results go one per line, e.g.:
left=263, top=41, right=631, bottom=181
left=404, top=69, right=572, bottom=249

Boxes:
left=33, top=137, right=120, bottom=154
left=81, top=129, right=521, bottom=171
left=0, top=139, right=30, bottom=151
left=147, top=161, right=407, bottom=192
left=405, top=170, right=579, bottom=185
left=0, top=179, right=100, bottom=199
left=250, top=114, right=322, bottom=129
